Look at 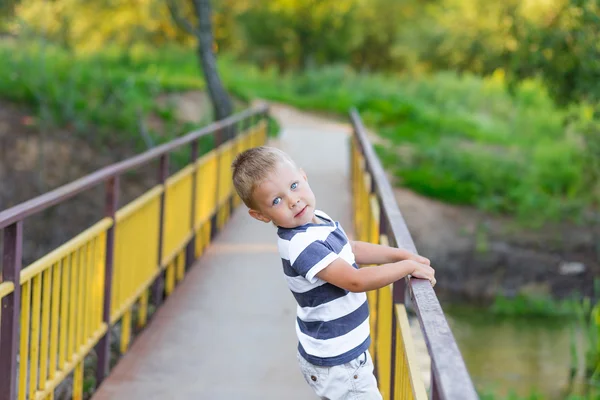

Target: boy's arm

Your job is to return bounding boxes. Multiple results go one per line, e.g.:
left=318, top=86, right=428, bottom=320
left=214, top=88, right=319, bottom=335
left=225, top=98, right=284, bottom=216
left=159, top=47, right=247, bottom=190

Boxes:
left=351, top=240, right=430, bottom=266
left=316, top=257, right=435, bottom=293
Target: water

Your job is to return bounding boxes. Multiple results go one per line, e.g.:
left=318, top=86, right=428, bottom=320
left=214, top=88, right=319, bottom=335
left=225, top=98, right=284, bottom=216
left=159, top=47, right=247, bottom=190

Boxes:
left=445, top=307, right=585, bottom=399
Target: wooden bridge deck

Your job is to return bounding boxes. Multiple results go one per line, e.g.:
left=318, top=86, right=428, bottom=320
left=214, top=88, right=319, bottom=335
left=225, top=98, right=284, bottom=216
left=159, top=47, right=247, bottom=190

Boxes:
left=93, top=106, right=356, bottom=399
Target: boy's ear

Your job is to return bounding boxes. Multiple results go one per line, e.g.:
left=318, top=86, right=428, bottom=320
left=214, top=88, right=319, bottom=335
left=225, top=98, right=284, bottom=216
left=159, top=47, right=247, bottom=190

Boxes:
left=248, top=208, right=271, bottom=223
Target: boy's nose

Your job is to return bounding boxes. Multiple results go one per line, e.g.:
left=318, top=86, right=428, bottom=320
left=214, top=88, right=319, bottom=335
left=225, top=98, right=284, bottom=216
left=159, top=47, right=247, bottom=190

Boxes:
left=289, top=197, right=300, bottom=208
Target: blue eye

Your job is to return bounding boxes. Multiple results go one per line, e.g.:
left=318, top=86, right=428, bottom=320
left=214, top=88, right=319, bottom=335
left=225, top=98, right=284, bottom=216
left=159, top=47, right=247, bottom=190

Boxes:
left=272, top=197, right=281, bottom=206
left=291, top=182, right=298, bottom=190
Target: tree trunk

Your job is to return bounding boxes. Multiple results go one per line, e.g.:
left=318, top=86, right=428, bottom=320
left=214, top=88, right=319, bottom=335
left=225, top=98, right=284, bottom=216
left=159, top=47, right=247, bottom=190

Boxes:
left=192, top=0, right=233, bottom=123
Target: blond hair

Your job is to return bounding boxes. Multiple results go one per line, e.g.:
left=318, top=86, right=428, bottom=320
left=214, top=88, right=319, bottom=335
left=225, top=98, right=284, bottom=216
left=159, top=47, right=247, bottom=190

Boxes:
left=232, top=146, right=296, bottom=208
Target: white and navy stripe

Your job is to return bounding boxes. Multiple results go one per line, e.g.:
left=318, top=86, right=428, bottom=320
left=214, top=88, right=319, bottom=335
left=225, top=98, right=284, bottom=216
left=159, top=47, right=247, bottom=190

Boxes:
left=277, top=210, right=370, bottom=366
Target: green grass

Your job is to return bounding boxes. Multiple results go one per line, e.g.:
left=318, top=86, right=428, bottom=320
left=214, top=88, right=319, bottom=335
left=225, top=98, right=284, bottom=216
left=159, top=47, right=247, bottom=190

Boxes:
left=0, top=40, right=594, bottom=224
left=479, top=391, right=544, bottom=400
left=0, top=40, right=205, bottom=148
left=223, top=62, right=593, bottom=225
left=490, top=293, right=578, bottom=319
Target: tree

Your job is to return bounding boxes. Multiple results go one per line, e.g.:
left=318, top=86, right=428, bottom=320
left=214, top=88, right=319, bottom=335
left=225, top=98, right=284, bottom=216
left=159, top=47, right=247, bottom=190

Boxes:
left=167, top=0, right=233, bottom=122
left=238, top=0, right=361, bottom=71
left=510, top=0, right=600, bottom=104
left=0, top=0, right=18, bottom=32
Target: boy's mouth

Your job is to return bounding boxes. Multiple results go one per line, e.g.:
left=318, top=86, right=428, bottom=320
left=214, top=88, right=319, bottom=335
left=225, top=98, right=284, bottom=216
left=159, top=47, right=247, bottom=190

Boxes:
left=294, top=205, right=308, bottom=218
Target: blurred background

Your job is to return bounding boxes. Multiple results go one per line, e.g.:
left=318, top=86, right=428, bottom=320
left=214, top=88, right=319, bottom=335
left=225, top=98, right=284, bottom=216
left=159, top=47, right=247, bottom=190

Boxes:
left=0, top=0, right=599, bottom=399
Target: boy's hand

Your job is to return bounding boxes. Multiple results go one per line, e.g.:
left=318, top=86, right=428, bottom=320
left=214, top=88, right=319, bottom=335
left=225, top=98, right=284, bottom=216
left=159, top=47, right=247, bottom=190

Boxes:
left=405, top=260, right=436, bottom=287
left=409, top=254, right=430, bottom=266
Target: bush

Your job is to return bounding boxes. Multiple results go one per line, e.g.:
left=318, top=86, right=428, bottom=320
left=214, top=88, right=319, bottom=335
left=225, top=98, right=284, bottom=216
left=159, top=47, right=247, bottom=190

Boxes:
left=0, top=41, right=593, bottom=224
left=0, top=40, right=204, bottom=146
left=226, top=63, right=593, bottom=224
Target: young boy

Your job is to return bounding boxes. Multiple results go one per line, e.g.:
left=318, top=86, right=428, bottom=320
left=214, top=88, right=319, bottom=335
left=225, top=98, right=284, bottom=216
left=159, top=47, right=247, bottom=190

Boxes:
left=231, top=146, right=435, bottom=399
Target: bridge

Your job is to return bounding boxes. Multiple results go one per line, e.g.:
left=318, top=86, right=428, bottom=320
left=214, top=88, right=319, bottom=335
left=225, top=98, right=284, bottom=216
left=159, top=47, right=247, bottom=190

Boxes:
left=0, top=104, right=477, bottom=400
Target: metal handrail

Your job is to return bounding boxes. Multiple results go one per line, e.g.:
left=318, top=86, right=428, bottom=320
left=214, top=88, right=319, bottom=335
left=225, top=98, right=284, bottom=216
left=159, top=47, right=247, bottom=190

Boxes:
left=0, top=105, right=268, bottom=229
left=0, top=106, right=269, bottom=400
left=350, top=109, right=478, bottom=400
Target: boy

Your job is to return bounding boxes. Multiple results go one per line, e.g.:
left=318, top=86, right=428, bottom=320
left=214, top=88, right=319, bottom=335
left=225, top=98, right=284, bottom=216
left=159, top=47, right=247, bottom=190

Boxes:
left=231, top=146, right=435, bottom=399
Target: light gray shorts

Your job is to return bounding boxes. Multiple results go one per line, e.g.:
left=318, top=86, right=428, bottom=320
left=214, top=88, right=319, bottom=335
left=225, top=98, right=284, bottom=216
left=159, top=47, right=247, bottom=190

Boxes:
left=297, top=351, right=383, bottom=400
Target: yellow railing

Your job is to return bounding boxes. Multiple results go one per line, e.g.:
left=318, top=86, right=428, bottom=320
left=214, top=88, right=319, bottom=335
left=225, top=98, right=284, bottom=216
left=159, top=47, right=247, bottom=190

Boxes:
left=111, top=120, right=268, bottom=358
left=0, top=109, right=268, bottom=400
left=350, top=109, right=478, bottom=400
left=351, top=138, right=427, bottom=400
left=194, top=150, right=218, bottom=257
left=0, top=219, right=112, bottom=400
left=111, top=186, right=162, bottom=351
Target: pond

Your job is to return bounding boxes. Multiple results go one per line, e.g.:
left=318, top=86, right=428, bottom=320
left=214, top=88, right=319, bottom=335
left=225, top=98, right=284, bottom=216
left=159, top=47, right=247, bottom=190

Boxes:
left=445, top=306, right=587, bottom=399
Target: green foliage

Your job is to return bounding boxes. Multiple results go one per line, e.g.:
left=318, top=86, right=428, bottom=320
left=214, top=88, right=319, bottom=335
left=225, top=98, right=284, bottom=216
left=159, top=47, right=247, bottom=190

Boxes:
left=12, top=0, right=192, bottom=50
left=0, top=38, right=591, bottom=223
left=510, top=0, right=600, bottom=104
left=223, top=62, right=594, bottom=224
left=479, top=390, right=545, bottom=400
left=0, top=0, right=16, bottom=30
left=572, top=108, right=600, bottom=209
left=83, top=376, right=96, bottom=397
left=0, top=39, right=203, bottom=145
left=228, top=0, right=600, bottom=105
left=267, top=116, right=280, bottom=138
left=572, top=282, right=600, bottom=386
left=236, top=0, right=364, bottom=70
left=9, top=0, right=600, bottom=105
left=490, top=293, right=578, bottom=318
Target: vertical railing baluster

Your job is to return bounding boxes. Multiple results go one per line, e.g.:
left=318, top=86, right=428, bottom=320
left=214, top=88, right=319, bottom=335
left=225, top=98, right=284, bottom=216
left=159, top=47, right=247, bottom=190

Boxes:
left=389, top=308, right=398, bottom=400
left=186, top=139, right=199, bottom=270
left=247, top=114, right=253, bottom=136
left=263, top=110, right=269, bottom=139
left=154, top=154, right=169, bottom=307
left=211, top=127, right=223, bottom=240
left=228, top=118, right=242, bottom=213
left=0, top=221, right=23, bottom=400
left=375, top=210, right=398, bottom=400
left=388, top=215, right=406, bottom=305
left=385, top=193, right=405, bottom=399
left=95, top=175, right=119, bottom=387
left=387, top=206, right=405, bottom=400
left=388, top=210, right=407, bottom=399
left=431, top=373, right=440, bottom=400
left=215, top=123, right=223, bottom=148
left=232, top=115, right=238, bottom=141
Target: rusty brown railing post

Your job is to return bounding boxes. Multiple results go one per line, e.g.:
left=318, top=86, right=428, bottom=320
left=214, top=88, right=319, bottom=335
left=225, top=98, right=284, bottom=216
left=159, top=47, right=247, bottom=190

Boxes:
left=153, top=154, right=169, bottom=307
left=245, top=114, right=252, bottom=135
left=431, top=373, right=441, bottom=400
left=389, top=232, right=406, bottom=305
left=186, top=140, right=199, bottom=270
left=381, top=215, right=403, bottom=400
left=95, top=175, right=119, bottom=387
left=228, top=120, right=241, bottom=213
left=0, top=221, right=23, bottom=400
left=263, top=112, right=269, bottom=140
left=211, top=127, right=223, bottom=240
left=232, top=115, right=238, bottom=141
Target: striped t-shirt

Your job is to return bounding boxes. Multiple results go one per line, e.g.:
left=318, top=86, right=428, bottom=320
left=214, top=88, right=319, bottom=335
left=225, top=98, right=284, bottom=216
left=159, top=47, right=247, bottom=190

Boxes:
left=277, top=210, right=371, bottom=366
